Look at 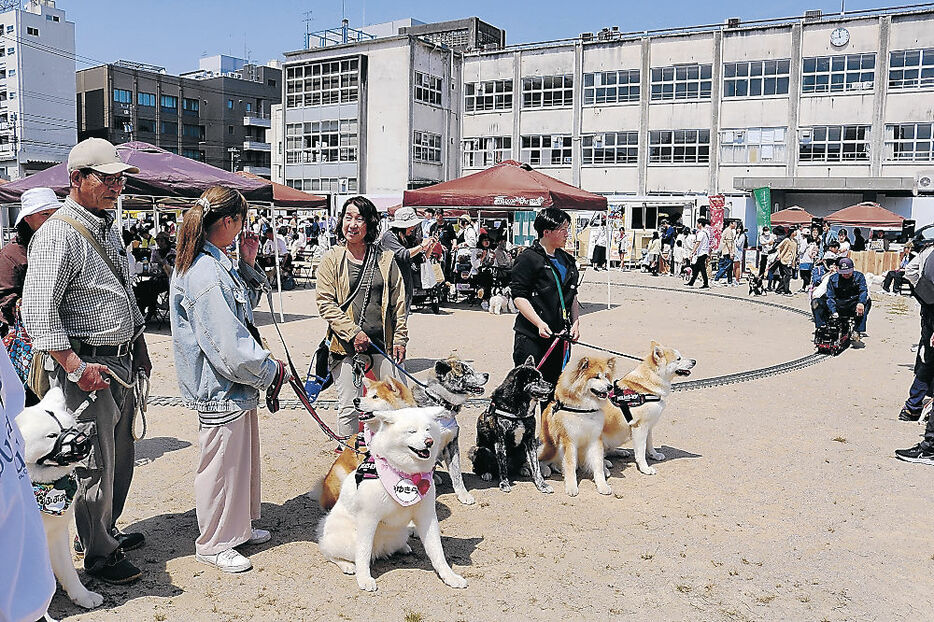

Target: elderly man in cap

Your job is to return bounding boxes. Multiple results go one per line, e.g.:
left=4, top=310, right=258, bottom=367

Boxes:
left=825, top=256, right=870, bottom=348
left=23, top=137, right=152, bottom=584
left=379, top=206, right=436, bottom=313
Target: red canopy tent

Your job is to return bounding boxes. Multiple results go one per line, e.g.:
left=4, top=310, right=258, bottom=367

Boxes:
left=825, top=202, right=904, bottom=228
left=402, top=160, right=608, bottom=211
left=770, top=206, right=814, bottom=226
left=235, top=171, right=327, bottom=208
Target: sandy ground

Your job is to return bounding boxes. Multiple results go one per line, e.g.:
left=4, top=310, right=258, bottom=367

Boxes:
left=45, top=268, right=934, bottom=622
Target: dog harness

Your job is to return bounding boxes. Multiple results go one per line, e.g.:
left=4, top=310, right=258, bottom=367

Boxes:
left=33, top=474, right=79, bottom=516
left=608, top=384, right=663, bottom=424
left=552, top=400, right=602, bottom=415
left=354, top=428, right=435, bottom=506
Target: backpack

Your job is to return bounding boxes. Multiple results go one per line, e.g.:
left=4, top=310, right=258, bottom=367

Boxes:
left=913, top=249, right=934, bottom=306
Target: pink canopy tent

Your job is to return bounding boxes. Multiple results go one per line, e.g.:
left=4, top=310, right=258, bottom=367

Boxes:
left=402, top=160, right=608, bottom=211
left=825, top=202, right=905, bottom=228
left=770, top=206, right=814, bottom=226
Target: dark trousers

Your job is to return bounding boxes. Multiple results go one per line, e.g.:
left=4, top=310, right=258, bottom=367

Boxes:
left=51, top=353, right=137, bottom=565
left=812, top=297, right=829, bottom=327
left=713, top=256, right=733, bottom=283
left=799, top=268, right=812, bottom=291
left=778, top=263, right=792, bottom=294
left=514, top=331, right=568, bottom=391
left=687, top=255, right=708, bottom=287
left=833, top=297, right=871, bottom=333
left=883, top=270, right=905, bottom=292
left=592, top=245, right=607, bottom=269
left=908, top=308, right=934, bottom=426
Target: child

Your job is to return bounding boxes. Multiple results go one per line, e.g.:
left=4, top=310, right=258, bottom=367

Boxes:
left=673, top=239, right=687, bottom=276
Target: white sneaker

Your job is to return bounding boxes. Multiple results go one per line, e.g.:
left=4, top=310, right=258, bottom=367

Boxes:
left=247, top=528, right=271, bottom=545
left=196, top=548, right=252, bottom=573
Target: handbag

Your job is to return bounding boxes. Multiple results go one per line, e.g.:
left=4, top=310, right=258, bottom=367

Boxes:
left=3, top=299, right=32, bottom=384
left=306, top=246, right=377, bottom=400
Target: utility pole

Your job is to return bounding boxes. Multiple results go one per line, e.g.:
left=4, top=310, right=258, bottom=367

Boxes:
left=228, top=146, right=240, bottom=172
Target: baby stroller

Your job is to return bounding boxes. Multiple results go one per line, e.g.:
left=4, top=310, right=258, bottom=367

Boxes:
left=451, top=248, right=477, bottom=303
left=411, top=257, right=445, bottom=314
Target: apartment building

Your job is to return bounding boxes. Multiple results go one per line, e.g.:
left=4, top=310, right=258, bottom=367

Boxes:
left=461, top=6, right=934, bottom=237
left=0, top=0, right=75, bottom=181
left=76, top=55, right=280, bottom=177
left=278, top=18, right=503, bottom=199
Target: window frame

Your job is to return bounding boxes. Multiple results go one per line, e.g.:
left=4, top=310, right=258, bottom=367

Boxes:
left=520, top=134, right=573, bottom=166
left=884, top=122, right=934, bottom=162
left=719, top=127, right=787, bottom=164
left=798, top=124, right=872, bottom=162
left=464, top=79, right=513, bottom=113
left=160, top=94, right=178, bottom=112
left=582, top=70, right=640, bottom=106
left=650, top=63, right=713, bottom=102
left=722, top=59, right=791, bottom=98
left=801, top=53, right=875, bottom=94
left=581, top=131, right=639, bottom=165
left=462, top=136, right=512, bottom=168
left=113, top=88, right=132, bottom=104
left=285, top=57, right=360, bottom=108
left=648, top=129, right=711, bottom=164
left=521, top=74, right=574, bottom=109
left=285, top=118, right=358, bottom=164
left=888, top=48, right=934, bottom=91
left=413, top=130, right=443, bottom=164
left=414, top=71, right=443, bottom=107
left=137, top=92, right=156, bottom=107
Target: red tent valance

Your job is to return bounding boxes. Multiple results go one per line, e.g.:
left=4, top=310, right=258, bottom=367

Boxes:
left=825, top=202, right=904, bottom=228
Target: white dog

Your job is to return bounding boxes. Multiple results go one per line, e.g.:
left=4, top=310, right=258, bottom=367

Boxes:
left=15, top=387, right=103, bottom=609
left=488, top=286, right=516, bottom=315
left=317, top=406, right=468, bottom=591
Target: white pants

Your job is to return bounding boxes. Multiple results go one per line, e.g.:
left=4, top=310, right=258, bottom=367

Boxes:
left=331, top=353, right=401, bottom=437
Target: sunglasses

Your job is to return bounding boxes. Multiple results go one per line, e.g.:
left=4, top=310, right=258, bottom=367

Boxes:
left=89, top=171, right=126, bottom=187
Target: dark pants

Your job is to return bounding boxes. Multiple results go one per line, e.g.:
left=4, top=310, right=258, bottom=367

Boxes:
left=832, top=297, right=871, bottom=333
left=907, top=307, right=934, bottom=426
left=812, top=297, right=829, bottom=327
left=884, top=270, right=905, bottom=293
left=687, top=255, right=709, bottom=287
left=800, top=268, right=812, bottom=291
left=758, top=254, right=769, bottom=278
left=714, top=256, right=733, bottom=283
left=514, top=332, right=567, bottom=392
left=135, top=277, right=169, bottom=320
left=51, top=353, right=137, bottom=565
left=778, top=263, right=793, bottom=294
left=592, top=245, right=607, bottom=269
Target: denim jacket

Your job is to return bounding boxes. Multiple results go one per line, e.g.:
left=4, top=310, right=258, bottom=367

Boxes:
left=170, top=242, right=276, bottom=413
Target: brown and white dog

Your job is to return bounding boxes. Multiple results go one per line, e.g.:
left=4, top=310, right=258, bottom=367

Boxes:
left=315, top=377, right=416, bottom=511
left=602, top=341, right=695, bottom=475
left=538, top=356, right=617, bottom=496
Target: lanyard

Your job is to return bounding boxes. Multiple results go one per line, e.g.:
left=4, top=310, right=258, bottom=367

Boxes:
left=546, top=258, right=568, bottom=324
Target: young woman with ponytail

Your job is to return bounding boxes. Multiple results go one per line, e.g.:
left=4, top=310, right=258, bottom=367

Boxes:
left=169, top=186, right=288, bottom=574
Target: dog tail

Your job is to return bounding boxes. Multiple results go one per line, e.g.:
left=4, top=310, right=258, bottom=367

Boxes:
left=538, top=409, right=557, bottom=463
left=307, top=478, right=324, bottom=503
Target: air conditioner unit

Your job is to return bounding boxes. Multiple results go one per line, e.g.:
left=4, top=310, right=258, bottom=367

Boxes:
left=551, top=136, right=563, bottom=149
left=339, top=177, right=349, bottom=193
left=592, top=134, right=605, bottom=148
left=799, top=129, right=812, bottom=144
left=726, top=17, right=741, bottom=28
left=918, top=170, right=934, bottom=193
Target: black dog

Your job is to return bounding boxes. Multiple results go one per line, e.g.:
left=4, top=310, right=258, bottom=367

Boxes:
left=469, top=356, right=554, bottom=493
left=748, top=274, right=765, bottom=296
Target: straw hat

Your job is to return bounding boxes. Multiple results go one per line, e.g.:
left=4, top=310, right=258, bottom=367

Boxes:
left=390, top=206, right=422, bottom=229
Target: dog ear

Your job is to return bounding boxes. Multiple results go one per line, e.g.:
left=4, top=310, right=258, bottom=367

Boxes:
left=576, top=357, right=590, bottom=374
left=434, top=359, right=452, bottom=377
left=42, top=386, right=66, bottom=410
left=523, top=355, right=536, bottom=367
left=371, top=410, right=396, bottom=426
left=653, top=344, right=664, bottom=362
left=423, top=406, right=446, bottom=421
left=606, top=357, right=616, bottom=373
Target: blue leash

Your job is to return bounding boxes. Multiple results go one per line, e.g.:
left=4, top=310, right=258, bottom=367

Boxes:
left=366, top=342, right=430, bottom=389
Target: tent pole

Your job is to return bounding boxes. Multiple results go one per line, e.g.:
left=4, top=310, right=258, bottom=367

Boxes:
left=606, top=206, right=611, bottom=310
left=270, top=205, right=284, bottom=322
left=116, top=195, right=124, bottom=232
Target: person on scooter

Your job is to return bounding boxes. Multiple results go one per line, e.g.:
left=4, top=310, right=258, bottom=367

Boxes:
left=825, top=256, right=870, bottom=349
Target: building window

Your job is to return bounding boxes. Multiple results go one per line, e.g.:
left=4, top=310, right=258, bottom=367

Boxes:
left=521, top=75, right=573, bottom=109
left=462, top=136, right=511, bottom=168
left=137, top=92, right=155, bottom=107
left=286, top=57, right=360, bottom=108
left=46, top=14, right=59, bottom=21
left=413, top=130, right=442, bottom=163
left=182, top=149, right=204, bottom=161
left=630, top=206, right=659, bottom=230
left=160, top=120, right=178, bottom=135
left=720, top=127, right=787, bottom=163
left=182, top=97, right=199, bottom=112
left=285, top=119, right=358, bottom=164
left=6, top=48, right=13, bottom=55
left=520, top=134, right=573, bottom=166
left=884, top=123, right=934, bottom=161
left=7, top=69, right=14, bottom=77
left=414, top=71, right=442, bottom=106
left=798, top=125, right=871, bottom=162
left=5, top=26, right=12, bottom=33
left=889, top=49, right=934, bottom=90
left=160, top=94, right=178, bottom=111
left=182, top=123, right=204, bottom=139
left=228, top=125, right=234, bottom=134
left=113, top=88, right=132, bottom=104
left=26, top=27, right=38, bottom=36
left=723, top=60, right=790, bottom=97
left=267, top=78, right=276, bottom=87
left=650, top=64, right=712, bottom=101
left=802, top=53, right=875, bottom=94
left=227, top=99, right=234, bottom=109
left=287, top=177, right=357, bottom=193
left=464, top=79, right=512, bottom=112
left=648, top=129, right=711, bottom=163
left=163, top=145, right=179, bottom=154
left=583, top=70, right=640, bottom=105
left=245, top=102, right=252, bottom=112
left=137, top=118, right=156, bottom=133
left=581, top=132, right=639, bottom=165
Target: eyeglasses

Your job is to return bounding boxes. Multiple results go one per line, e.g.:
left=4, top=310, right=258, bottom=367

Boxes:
left=89, top=171, right=126, bottom=187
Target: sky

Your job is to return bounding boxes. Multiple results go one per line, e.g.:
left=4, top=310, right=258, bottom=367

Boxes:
left=54, top=0, right=916, bottom=74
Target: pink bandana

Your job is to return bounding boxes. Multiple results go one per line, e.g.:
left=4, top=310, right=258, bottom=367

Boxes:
left=359, top=427, right=434, bottom=507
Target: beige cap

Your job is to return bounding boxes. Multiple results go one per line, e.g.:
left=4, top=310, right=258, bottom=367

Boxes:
left=67, top=138, right=140, bottom=175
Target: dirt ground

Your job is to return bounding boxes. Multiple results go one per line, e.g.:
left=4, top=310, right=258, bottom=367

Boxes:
left=47, top=269, right=934, bottom=622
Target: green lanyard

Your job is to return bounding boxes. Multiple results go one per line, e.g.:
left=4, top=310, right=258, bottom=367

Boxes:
left=546, top=259, right=569, bottom=325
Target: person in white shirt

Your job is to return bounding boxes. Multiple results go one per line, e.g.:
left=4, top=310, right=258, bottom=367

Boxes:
left=617, top=226, right=631, bottom=270
left=684, top=218, right=711, bottom=288
left=837, top=228, right=851, bottom=257
left=758, top=226, right=775, bottom=278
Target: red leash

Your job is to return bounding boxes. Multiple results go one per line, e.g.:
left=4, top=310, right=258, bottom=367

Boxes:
left=536, top=336, right=565, bottom=371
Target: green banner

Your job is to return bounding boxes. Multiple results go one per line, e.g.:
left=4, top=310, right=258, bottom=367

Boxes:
left=753, top=187, right=771, bottom=230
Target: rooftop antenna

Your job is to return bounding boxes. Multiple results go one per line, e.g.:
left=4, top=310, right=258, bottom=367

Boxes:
left=840, top=0, right=845, bottom=15
left=303, top=10, right=313, bottom=48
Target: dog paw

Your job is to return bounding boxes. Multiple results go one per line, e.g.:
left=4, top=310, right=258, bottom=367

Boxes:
left=540, top=465, right=552, bottom=477
left=639, top=465, right=658, bottom=475
left=71, top=589, right=104, bottom=609
left=499, top=481, right=512, bottom=493
left=604, top=467, right=610, bottom=478
left=335, top=560, right=356, bottom=574
left=596, top=483, right=613, bottom=496
left=519, top=466, right=531, bottom=477
left=537, top=483, right=554, bottom=494
left=457, top=492, right=476, bottom=505
left=565, top=484, right=579, bottom=497
left=480, top=472, right=492, bottom=481
left=442, top=572, right=468, bottom=589
left=649, top=450, right=666, bottom=461
left=399, top=543, right=413, bottom=555
left=357, top=576, right=378, bottom=592
left=604, top=458, right=613, bottom=469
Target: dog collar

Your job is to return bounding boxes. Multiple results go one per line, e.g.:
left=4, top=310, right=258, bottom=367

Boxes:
left=33, top=474, right=79, bottom=516
left=553, top=400, right=601, bottom=415
left=491, top=406, right=533, bottom=421
left=356, top=428, right=434, bottom=506
left=424, top=387, right=463, bottom=413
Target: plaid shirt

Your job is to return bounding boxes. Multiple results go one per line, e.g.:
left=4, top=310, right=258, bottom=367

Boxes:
left=23, top=197, right=144, bottom=351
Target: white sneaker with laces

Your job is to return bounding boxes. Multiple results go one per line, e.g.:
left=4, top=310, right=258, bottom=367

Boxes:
left=196, top=548, right=252, bottom=573
left=247, top=528, right=271, bottom=545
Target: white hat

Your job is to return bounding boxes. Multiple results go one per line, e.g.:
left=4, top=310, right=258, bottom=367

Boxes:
left=67, top=138, right=140, bottom=175
left=823, top=251, right=838, bottom=262
left=390, top=206, right=422, bottom=229
left=16, top=187, right=60, bottom=226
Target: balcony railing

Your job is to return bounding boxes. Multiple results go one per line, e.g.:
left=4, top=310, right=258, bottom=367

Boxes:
left=243, top=140, right=271, bottom=152
left=243, top=115, right=271, bottom=128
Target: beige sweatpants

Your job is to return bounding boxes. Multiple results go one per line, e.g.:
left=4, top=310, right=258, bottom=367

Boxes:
left=194, top=409, right=261, bottom=556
